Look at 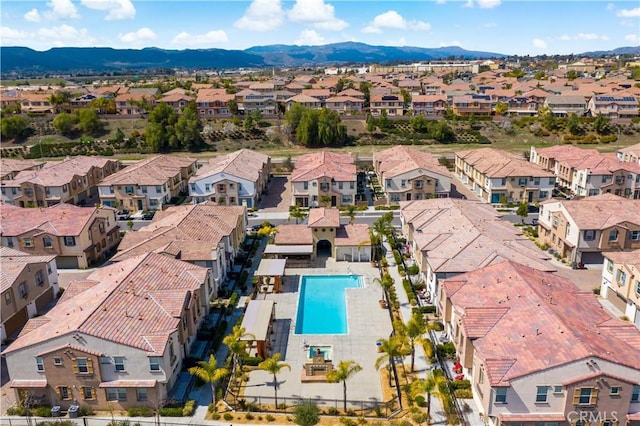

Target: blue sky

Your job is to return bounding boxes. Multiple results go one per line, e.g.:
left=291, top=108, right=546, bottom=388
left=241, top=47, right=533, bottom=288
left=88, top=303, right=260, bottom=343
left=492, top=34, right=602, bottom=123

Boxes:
left=1, top=0, right=639, bottom=55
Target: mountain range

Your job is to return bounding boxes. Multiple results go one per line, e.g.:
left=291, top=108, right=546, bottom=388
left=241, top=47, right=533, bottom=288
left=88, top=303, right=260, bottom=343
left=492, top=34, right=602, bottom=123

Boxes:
left=1, top=42, right=638, bottom=74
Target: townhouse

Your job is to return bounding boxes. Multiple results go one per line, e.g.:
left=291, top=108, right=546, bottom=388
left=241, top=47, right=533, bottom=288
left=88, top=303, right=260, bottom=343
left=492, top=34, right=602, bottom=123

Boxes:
left=112, top=203, right=245, bottom=299
left=588, top=94, right=639, bottom=118
left=189, top=149, right=271, bottom=208
left=370, top=93, right=404, bottom=116
left=98, top=155, right=198, bottom=212
left=158, top=92, right=195, bottom=113
left=19, top=92, right=55, bottom=114
left=1, top=156, right=121, bottom=207
left=538, top=194, right=640, bottom=265
left=2, top=253, right=212, bottom=411
left=0, top=203, right=121, bottom=269
left=569, top=154, right=640, bottom=199
left=600, top=250, right=640, bottom=328
left=0, top=159, right=45, bottom=180
left=115, top=92, right=157, bottom=115
left=529, top=145, right=599, bottom=185
left=195, top=88, right=234, bottom=119
left=411, top=94, right=447, bottom=116
left=400, top=199, right=554, bottom=301
left=323, top=95, right=364, bottom=115
left=452, top=95, right=493, bottom=116
left=456, top=148, right=555, bottom=204
left=241, top=92, right=277, bottom=115
left=373, top=146, right=451, bottom=203
left=438, top=261, right=640, bottom=426
left=1, top=248, right=59, bottom=341
left=285, top=94, right=322, bottom=110
left=543, top=95, right=587, bottom=117
left=290, top=151, right=357, bottom=208
left=618, top=143, right=640, bottom=165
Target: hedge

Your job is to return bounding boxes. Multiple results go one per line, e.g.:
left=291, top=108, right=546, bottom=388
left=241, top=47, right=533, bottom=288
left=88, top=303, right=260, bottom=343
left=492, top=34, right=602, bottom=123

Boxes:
left=412, top=305, right=436, bottom=314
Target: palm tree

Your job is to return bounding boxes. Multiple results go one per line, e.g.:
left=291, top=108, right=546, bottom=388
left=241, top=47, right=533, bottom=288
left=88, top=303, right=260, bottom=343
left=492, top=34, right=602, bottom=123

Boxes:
left=374, top=273, right=394, bottom=303
left=405, top=313, right=427, bottom=372
left=222, top=325, right=255, bottom=383
left=288, top=205, right=307, bottom=224
left=188, top=355, right=229, bottom=404
left=371, top=215, right=393, bottom=261
left=411, top=371, right=446, bottom=424
left=344, top=204, right=357, bottom=225
left=374, top=335, right=408, bottom=387
left=326, top=360, right=363, bottom=412
left=258, top=353, right=291, bottom=408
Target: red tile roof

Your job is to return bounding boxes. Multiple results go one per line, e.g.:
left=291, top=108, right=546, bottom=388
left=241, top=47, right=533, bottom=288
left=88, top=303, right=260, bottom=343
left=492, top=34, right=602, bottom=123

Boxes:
left=307, top=208, right=340, bottom=228
left=290, top=151, right=356, bottom=182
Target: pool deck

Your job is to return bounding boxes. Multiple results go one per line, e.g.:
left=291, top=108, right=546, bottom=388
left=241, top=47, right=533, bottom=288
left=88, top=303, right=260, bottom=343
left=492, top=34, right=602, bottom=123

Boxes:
left=243, top=257, right=393, bottom=408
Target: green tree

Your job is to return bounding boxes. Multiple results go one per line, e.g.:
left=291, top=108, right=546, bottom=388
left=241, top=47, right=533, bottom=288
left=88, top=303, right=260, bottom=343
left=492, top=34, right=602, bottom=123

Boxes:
left=566, top=70, right=580, bottom=81
left=145, top=103, right=178, bottom=152
left=344, top=204, right=357, bottom=224
left=533, top=71, right=546, bottom=81
left=1, top=116, right=29, bottom=140
left=377, top=110, right=391, bottom=130
left=326, top=360, right=363, bottom=412
left=375, top=335, right=409, bottom=387
left=405, top=312, right=427, bottom=372
left=222, top=325, right=255, bottom=389
left=516, top=202, right=529, bottom=223
left=258, top=353, right=291, bottom=408
left=49, top=91, right=73, bottom=113
left=495, top=102, right=508, bottom=116
left=75, top=108, right=103, bottom=135
left=291, top=107, right=346, bottom=147
left=53, top=112, right=79, bottom=135
left=115, top=128, right=125, bottom=143
left=429, top=121, right=455, bottom=143
left=359, top=82, right=371, bottom=108
left=373, top=273, right=394, bottom=304
left=567, top=113, right=582, bottom=135
left=126, top=220, right=134, bottom=231
left=411, top=371, right=446, bottom=424
left=90, top=97, right=116, bottom=114
left=175, top=101, right=203, bottom=151
left=293, top=401, right=320, bottom=426
left=410, top=115, right=429, bottom=133
left=289, top=205, right=307, bottom=223
left=285, top=103, right=306, bottom=130
left=244, top=114, right=255, bottom=131
left=366, top=114, right=377, bottom=132
left=592, top=114, right=611, bottom=135
left=188, top=355, right=229, bottom=404
left=401, top=89, right=412, bottom=112
left=227, top=99, right=239, bottom=116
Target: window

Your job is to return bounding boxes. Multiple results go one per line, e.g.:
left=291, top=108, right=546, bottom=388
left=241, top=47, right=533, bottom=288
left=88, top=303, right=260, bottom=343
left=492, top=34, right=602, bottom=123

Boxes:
left=114, top=356, right=125, bottom=371
left=629, top=230, right=640, bottom=241
left=99, top=222, right=105, bottom=234
left=7, top=237, right=14, bottom=248
left=36, top=357, right=44, bottom=372
left=205, top=184, right=211, bottom=191
left=478, top=368, right=484, bottom=384
left=64, top=236, right=76, bottom=246
left=552, top=217, right=558, bottom=228
left=415, top=180, right=423, bottom=188
left=342, top=195, right=352, bottom=203
left=35, top=270, right=44, bottom=286
left=303, top=182, right=308, bottom=190
left=518, top=178, right=527, bottom=186
left=137, top=389, right=148, bottom=402
left=169, top=342, right=176, bottom=365
left=76, top=358, right=90, bottom=374
left=106, top=388, right=127, bottom=402
left=58, top=386, right=70, bottom=400
left=4, top=293, right=11, bottom=305
left=83, top=387, right=95, bottom=400
left=632, top=385, right=640, bottom=402
left=606, top=259, right=614, bottom=273
left=149, top=357, right=161, bottom=371
left=401, top=180, right=406, bottom=188
left=553, top=385, right=563, bottom=394
left=109, top=186, right=114, bottom=194
left=54, top=357, right=62, bottom=366
left=584, top=230, right=596, bottom=241
left=616, top=269, right=627, bottom=285
left=350, top=182, right=355, bottom=189
left=155, top=186, right=162, bottom=193
left=573, top=387, right=598, bottom=406
left=320, top=182, right=329, bottom=191
left=18, top=282, right=28, bottom=298
left=536, top=386, right=549, bottom=403
left=43, top=236, right=53, bottom=248
left=386, top=179, right=392, bottom=188
left=125, top=186, right=134, bottom=194
left=24, top=237, right=33, bottom=247
left=609, top=230, right=619, bottom=242
left=338, top=182, right=343, bottom=189
left=495, top=387, right=507, bottom=404
left=141, top=186, right=147, bottom=194
left=610, top=387, right=621, bottom=396
left=534, top=177, right=540, bottom=185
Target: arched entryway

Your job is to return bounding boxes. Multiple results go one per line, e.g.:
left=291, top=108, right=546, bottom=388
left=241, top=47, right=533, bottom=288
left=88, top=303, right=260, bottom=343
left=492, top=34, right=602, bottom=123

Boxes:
left=316, top=240, right=332, bottom=257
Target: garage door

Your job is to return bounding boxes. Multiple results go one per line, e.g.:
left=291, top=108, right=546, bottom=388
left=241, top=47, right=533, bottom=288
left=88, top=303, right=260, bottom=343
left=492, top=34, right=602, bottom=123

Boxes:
left=605, top=289, right=627, bottom=312
left=56, top=256, right=79, bottom=269
left=4, top=309, right=29, bottom=338
left=35, top=287, right=54, bottom=312
left=581, top=252, right=603, bottom=265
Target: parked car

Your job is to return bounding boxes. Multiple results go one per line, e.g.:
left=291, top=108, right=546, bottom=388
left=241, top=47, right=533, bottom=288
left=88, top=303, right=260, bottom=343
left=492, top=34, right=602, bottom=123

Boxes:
left=142, top=211, right=156, bottom=220
left=116, top=210, right=130, bottom=220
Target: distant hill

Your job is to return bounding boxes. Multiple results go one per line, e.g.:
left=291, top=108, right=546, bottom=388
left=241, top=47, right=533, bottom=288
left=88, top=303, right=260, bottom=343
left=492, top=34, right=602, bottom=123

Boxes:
left=1, top=42, right=505, bottom=74
left=579, top=46, right=640, bottom=56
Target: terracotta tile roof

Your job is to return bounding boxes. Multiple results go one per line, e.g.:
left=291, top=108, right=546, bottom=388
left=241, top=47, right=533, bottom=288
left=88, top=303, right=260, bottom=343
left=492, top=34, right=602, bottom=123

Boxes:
left=286, top=94, right=322, bottom=103
left=561, top=371, right=638, bottom=386
left=603, top=249, right=640, bottom=270
left=37, top=343, right=104, bottom=357
left=0, top=248, right=56, bottom=293
left=401, top=199, right=554, bottom=274
left=290, top=151, right=356, bottom=182
left=194, top=149, right=269, bottom=183
left=2, top=253, right=208, bottom=355
left=544, top=194, right=640, bottom=229
left=3, top=156, right=117, bottom=187
left=325, top=96, right=364, bottom=103
left=307, top=208, right=340, bottom=228
left=374, top=146, right=450, bottom=178
left=336, top=89, right=364, bottom=97
left=0, top=159, right=45, bottom=176
left=160, top=93, right=195, bottom=103
left=534, top=145, right=599, bottom=163
left=335, top=224, right=371, bottom=247
left=618, top=142, right=640, bottom=157
left=100, top=155, right=196, bottom=186
left=274, top=224, right=313, bottom=245
left=442, top=261, right=640, bottom=386
left=458, top=307, right=509, bottom=338
left=195, top=88, right=234, bottom=103
left=457, top=148, right=553, bottom=178
left=1, top=203, right=105, bottom=237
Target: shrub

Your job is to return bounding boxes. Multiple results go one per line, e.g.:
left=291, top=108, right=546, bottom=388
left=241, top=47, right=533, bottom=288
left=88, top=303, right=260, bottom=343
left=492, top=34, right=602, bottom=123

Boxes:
left=223, top=413, right=234, bottom=421
left=77, top=406, right=94, bottom=416
left=266, top=414, right=276, bottom=422
left=242, top=355, right=264, bottom=366
left=412, top=305, right=436, bottom=314
left=340, top=417, right=357, bottom=426
left=414, top=395, right=427, bottom=407
left=182, top=400, right=196, bottom=416
left=33, top=406, right=52, bottom=417
left=407, top=264, right=420, bottom=275
left=158, top=407, right=183, bottom=417
left=211, top=413, right=221, bottom=420
left=437, top=342, right=457, bottom=359
left=454, top=389, right=474, bottom=398
left=449, top=379, right=472, bottom=390
left=127, top=407, right=153, bottom=417
left=294, top=401, right=320, bottom=426
left=599, top=134, right=617, bottom=143
left=326, top=406, right=340, bottom=416
left=245, top=413, right=255, bottom=420
left=593, top=287, right=601, bottom=295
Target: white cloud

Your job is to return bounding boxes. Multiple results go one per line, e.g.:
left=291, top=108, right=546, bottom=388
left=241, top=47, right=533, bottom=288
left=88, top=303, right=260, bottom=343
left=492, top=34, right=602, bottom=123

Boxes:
left=532, top=38, right=547, bottom=49
left=81, top=0, right=135, bottom=20
left=234, top=0, right=284, bottom=31
left=1, top=26, right=29, bottom=42
left=625, top=34, right=639, bottom=43
left=295, top=29, right=325, bottom=45
left=606, top=3, right=615, bottom=11
left=362, top=11, right=430, bottom=33
left=560, top=33, right=609, bottom=41
left=1, top=24, right=97, bottom=49
left=617, top=7, right=640, bottom=17
left=119, top=27, right=156, bottom=44
left=439, top=40, right=462, bottom=47
left=481, top=22, right=496, bottom=28
left=288, top=0, right=347, bottom=30
left=464, top=0, right=501, bottom=8
left=24, top=8, right=41, bottom=23
left=172, top=30, right=229, bottom=47
left=45, top=0, right=80, bottom=20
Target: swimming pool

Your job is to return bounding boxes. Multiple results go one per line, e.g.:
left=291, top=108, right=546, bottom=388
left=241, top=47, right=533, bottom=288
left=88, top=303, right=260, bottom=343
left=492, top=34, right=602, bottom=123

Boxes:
left=295, top=275, right=362, bottom=335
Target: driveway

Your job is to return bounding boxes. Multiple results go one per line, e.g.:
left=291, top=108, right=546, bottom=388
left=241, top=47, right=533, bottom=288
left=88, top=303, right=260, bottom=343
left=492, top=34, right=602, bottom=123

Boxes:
left=259, top=176, right=291, bottom=212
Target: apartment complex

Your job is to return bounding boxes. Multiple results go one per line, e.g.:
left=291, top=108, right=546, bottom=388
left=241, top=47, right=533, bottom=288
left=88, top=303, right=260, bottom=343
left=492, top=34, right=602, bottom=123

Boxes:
left=290, top=151, right=357, bottom=208
left=189, top=149, right=271, bottom=208
left=2, top=253, right=212, bottom=411
left=373, top=146, right=451, bottom=203
left=0, top=159, right=45, bottom=180
left=0, top=203, right=121, bottom=269
left=600, top=250, right=640, bottom=328
left=618, top=143, right=640, bottom=165
left=439, top=261, right=640, bottom=426
left=538, top=194, right=640, bottom=264
left=98, top=156, right=198, bottom=211
left=456, top=148, right=554, bottom=204
left=1, top=156, right=120, bottom=207
left=1, top=248, right=58, bottom=341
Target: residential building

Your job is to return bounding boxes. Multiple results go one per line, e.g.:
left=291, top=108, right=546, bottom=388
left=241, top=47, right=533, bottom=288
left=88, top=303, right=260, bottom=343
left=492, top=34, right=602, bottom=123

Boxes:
left=0, top=203, right=121, bottom=269
left=290, top=151, right=357, bottom=208
left=400, top=199, right=554, bottom=301
left=1, top=156, right=121, bottom=207
left=112, top=202, right=246, bottom=296
left=369, top=93, right=404, bottom=116
left=538, top=194, right=640, bottom=264
left=456, top=148, right=555, bottom=204
left=98, top=155, right=198, bottom=211
left=323, top=96, right=364, bottom=115
left=438, top=261, right=640, bottom=426
left=189, top=149, right=270, bottom=208
left=2, top=253, right=212, bottom=411
left=158, top=92, right=195, bottom=113
left=285, top=94, right=322, bottom=110
left=618, top=143, right=640, bottom=165
left=115, top=92, right=156, bottom=115
left=543, top=95, right=587, bottom=116
left=411, top=94, right=447, bottom=116
left=1, top=248, right=58, bottom=341
left=529, top=145, right=599, bottom=182
left=19, top=92, right=55, bottom=114
left=588, top=94, right=639, bottom=118
left=373, top=146, right=451, bottom=203
left=568, top=154, right=640, bottom=199
left=452, top=95, right=492, bottom=116
left=601, top=250, right=640, bottom=328
left=242, top=92, right=277, bottom=115
left=0, top=159, right=45, bottom=180
left=195, top=88, right=234, bottom=119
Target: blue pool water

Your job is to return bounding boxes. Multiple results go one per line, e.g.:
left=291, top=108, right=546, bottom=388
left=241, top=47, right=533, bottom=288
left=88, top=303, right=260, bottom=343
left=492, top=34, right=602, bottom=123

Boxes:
left=295, top=275, right=361, bottom=335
